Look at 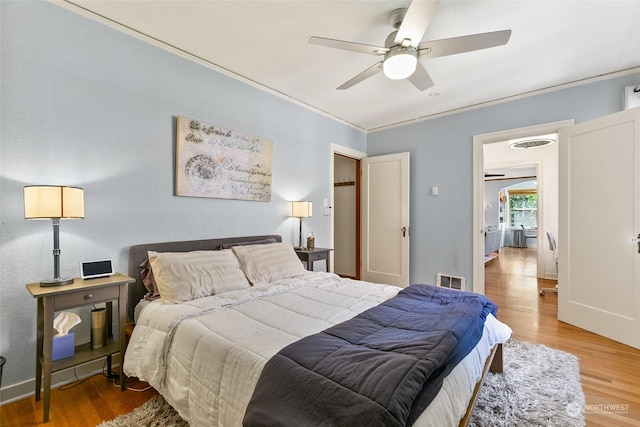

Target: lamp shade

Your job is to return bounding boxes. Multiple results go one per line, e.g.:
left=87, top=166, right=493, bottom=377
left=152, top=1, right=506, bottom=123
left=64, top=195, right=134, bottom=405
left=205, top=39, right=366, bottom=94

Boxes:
left=291, top=201, right=312, bottom=218
left=24, top=186, right=84, bottom=219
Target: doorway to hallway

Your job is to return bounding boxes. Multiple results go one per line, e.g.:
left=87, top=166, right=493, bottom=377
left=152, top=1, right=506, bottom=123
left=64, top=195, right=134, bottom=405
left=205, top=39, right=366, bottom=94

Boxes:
left=473, top=120, right=572, bottom=294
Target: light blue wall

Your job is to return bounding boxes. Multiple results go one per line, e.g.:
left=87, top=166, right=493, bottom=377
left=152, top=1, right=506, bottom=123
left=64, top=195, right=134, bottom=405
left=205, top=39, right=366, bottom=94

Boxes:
left=367, top=72, right=640, bottom=289
left=0, top=1, right=365, bottom=389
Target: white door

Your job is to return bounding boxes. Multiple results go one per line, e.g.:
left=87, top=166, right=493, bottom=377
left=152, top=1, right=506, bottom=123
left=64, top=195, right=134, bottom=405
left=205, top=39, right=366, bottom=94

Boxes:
left=361, top=152, right=410, bottom=287
left=558, top=107, right=640, bottom=349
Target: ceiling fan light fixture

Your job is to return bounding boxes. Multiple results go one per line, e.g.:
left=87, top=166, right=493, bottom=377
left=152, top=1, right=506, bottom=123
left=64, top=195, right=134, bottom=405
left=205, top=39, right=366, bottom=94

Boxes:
left=383, top=48, right=417, bottom=80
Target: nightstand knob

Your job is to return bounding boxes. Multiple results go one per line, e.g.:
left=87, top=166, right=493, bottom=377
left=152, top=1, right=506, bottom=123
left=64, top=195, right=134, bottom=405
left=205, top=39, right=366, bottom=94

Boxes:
left=84, top=294, right=93, bottom=300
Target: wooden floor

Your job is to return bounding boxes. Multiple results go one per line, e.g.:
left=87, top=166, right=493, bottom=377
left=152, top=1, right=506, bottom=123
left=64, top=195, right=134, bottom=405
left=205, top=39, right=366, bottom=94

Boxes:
left=2, top=246, right=639, bottom=426
left=485, top=247, right=640, bottom=427
left=0, top=375, right=158, bottom=427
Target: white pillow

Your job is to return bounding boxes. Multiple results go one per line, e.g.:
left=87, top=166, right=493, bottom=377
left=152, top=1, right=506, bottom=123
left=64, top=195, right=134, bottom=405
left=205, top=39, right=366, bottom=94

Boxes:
left=232, top=242, right=307, bottom=284
left=147, top=249, right=250, bottom=303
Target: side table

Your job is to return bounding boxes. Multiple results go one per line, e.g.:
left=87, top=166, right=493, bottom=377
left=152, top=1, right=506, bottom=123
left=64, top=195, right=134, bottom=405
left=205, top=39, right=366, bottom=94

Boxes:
left=26, top=273, right=134, bottom=422
left=294, top=247, right=333, bottom=272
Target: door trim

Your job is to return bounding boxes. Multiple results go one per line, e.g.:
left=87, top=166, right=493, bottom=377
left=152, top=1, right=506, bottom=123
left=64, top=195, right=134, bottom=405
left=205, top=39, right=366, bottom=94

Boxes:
left=330, top=143, right=366, bottom=274
left=472, top=120, right=574, bottom=294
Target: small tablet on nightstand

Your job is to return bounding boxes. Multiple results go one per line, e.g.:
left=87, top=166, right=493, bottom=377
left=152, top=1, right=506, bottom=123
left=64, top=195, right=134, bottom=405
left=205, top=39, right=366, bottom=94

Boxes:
left=80, top=259, right=114, bottom=280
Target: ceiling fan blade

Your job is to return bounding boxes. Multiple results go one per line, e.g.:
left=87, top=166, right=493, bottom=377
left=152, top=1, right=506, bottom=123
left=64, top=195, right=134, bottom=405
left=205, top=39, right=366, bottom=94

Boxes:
left=337, top=62, right=384, bottom=90
left=418, top=29, right=512, bottom=58
left=407, top=61, right=434, bottom=91
left=308, top=36, right=386, bottom=55
left=394, top=0, right=440, bottom=47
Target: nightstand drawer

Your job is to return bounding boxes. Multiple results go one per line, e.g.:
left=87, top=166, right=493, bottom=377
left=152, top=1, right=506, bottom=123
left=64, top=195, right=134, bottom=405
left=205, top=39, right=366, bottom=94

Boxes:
left=54, top=286, right=119, bottom=310
left=306, top=252, right=326, bottom=262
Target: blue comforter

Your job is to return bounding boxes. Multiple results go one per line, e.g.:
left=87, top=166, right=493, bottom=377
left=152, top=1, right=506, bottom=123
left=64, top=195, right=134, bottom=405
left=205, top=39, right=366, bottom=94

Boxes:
left=243, top=285, right=497, bottom=427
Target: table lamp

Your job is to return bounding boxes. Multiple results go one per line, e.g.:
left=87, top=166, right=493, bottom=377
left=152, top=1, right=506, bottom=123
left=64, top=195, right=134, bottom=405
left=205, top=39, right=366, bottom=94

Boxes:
left=291, top=201, right=312, bottom=249
left=24, top=185, right=84, bottom=286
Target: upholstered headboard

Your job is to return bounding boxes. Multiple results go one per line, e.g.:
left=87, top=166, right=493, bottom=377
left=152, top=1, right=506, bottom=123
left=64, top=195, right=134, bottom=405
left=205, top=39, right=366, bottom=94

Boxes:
left=127, top=235, right=282, bottom=320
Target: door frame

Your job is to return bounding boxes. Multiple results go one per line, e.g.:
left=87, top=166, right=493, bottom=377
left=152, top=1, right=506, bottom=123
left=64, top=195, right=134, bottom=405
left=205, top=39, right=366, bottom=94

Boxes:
left=329, top=143, right=366, bottom=274
left=472, top=120, right=574, bottom=294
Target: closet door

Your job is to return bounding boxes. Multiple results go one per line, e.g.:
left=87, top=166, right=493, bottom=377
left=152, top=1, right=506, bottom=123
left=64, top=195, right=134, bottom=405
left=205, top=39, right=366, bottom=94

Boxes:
left=558, top=107, right=640, bottom=349
left=361, top=152, right=410, bottom=287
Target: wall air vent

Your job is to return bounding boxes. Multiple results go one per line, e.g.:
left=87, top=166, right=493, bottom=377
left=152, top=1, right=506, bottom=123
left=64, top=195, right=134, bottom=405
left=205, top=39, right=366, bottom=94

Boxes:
left=436, top=273, right=465, bottom=291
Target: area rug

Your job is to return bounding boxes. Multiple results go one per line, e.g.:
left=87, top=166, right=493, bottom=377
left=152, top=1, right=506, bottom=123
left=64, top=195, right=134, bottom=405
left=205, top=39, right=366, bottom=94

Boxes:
left=98, top=340, right=585, bottom=427
left=469, top=340, right=585, bottom=426
left=98, top=394, right=188, bottom=427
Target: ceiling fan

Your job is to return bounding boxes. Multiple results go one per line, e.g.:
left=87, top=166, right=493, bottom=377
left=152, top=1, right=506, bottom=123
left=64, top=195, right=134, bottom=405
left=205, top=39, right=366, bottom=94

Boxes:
left=308, top=0, right=511, bottom=91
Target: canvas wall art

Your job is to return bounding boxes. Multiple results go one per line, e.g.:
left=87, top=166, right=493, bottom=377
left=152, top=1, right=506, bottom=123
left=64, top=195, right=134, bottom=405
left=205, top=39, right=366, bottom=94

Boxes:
left=175, top=116, right=273, bottom=201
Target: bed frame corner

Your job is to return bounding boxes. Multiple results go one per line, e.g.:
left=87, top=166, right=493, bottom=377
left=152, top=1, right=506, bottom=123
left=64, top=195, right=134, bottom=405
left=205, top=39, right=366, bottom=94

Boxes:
left=457, top=342, right=504, bottom=427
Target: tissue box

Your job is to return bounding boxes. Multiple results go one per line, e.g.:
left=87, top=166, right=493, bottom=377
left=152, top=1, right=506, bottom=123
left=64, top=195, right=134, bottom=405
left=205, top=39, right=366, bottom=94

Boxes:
left=52, top=332, right=75, bottom=361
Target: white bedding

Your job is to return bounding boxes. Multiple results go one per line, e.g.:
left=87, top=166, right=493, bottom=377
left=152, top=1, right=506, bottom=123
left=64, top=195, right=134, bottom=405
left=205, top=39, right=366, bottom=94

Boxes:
left=124, top=272, right=511, bottom=426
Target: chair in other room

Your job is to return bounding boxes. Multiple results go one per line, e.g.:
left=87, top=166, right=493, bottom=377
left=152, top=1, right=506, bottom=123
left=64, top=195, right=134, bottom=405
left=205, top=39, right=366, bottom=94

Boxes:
left=520, top=224, right=537, bottom=247
left=539, top=230, right=559, bottom=296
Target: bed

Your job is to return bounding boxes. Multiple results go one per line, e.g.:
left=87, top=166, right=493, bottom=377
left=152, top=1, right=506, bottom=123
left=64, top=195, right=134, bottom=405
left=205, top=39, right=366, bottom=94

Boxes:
left=123, top=235, right=512, bottom=427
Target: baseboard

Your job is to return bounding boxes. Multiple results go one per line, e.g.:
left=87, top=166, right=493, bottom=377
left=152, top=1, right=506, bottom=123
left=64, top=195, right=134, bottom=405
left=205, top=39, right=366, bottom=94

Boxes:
left=0, top=359, right=117, bottom=406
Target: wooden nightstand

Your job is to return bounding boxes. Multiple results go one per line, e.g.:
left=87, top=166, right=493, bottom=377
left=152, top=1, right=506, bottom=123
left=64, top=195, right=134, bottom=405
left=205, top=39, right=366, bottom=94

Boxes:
left=26, top=273, right=134, bottom=423
left=294, top=247, right=333, bottom=271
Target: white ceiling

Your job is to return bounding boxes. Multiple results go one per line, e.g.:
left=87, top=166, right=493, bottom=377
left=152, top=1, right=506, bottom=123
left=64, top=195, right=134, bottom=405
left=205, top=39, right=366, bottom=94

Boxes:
left=63, top=0, right=640, bottom=132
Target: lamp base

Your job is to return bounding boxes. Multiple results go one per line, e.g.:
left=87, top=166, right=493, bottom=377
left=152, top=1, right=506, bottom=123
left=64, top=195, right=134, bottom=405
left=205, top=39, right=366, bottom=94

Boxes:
left=40, top=277, right=74, bottom=287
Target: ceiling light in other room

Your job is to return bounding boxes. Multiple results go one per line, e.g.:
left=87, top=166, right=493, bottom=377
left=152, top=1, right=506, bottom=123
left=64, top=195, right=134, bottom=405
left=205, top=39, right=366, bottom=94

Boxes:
left=508, top=136, right=556, bottom=149
left=383, top=48, right=417, bottom=80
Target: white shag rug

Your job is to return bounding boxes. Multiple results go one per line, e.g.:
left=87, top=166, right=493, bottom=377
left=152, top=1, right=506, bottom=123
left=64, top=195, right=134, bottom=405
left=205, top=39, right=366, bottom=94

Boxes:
left=99, top=340, right=585, bottom=427
left=98, top=394, right=188, bottom=427
left=469, top=340, right=585, bottom=426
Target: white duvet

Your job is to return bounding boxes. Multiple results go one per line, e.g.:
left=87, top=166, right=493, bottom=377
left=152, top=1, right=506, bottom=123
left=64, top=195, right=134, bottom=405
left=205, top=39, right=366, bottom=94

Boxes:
left=124, top=272, right=512, bottom=427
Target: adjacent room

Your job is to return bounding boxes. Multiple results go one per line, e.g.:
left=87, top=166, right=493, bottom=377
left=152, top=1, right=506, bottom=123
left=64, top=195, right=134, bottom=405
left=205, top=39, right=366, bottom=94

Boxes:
left=1, top=1, right=639, bottom=426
